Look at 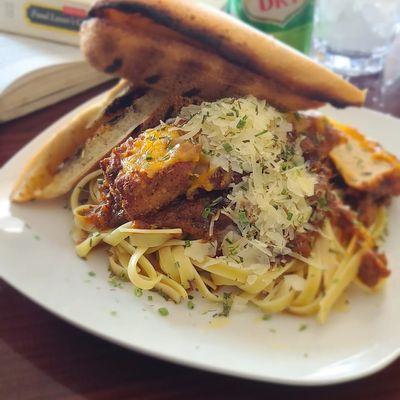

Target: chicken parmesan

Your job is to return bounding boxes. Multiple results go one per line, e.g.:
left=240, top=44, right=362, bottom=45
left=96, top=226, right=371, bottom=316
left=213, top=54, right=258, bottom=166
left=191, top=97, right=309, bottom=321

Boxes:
left=71, top=96, right=400, bottom=322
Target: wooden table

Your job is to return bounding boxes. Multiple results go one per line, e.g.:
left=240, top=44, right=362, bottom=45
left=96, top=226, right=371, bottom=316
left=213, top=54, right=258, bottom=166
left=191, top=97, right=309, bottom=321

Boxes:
left=1, top=71, right=400, bottom=399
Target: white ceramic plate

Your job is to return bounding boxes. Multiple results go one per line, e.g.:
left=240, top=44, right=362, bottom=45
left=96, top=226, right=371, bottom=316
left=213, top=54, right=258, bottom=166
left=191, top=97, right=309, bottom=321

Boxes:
left=1, top=94, right=399, bottom=386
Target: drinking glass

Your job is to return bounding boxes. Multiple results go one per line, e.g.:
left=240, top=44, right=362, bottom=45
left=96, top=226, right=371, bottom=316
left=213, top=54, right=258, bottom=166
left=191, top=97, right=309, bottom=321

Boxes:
left=313, top=0, right=400, bottom=77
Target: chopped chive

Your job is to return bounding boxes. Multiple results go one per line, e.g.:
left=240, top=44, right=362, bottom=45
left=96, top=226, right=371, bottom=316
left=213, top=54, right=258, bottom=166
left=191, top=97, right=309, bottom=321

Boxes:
left=201, top=111, right=210, bottom=124
left=158, top=307, right=169, bottom=316
left=255, top=129, right=268, bottom=137
left=262, top=314, right=272, bottom=321
left=148, top=295, right=153, bottom=301
left=145, top=155, right=153, bottom=161
left=236, top=115, right=248, bottom=129
left=88, top=271, right=96, bottom=277
left=33, top=234, right=40, bottom=240
left=209, top=196, right=223, bottom=208
left=184, top=240, right=192, bottom=248
left=188, top=294, right=194, bottom=300
left=110, top=310, right=117, bottom=316
left=134, top=287, right=143, bottom=297
left=287, top=211, right=293, bottom=221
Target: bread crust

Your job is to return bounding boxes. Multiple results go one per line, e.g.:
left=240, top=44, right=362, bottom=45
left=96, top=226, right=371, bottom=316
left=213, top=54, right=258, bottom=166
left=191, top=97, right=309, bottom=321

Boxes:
left=81, top=18, right=323, bottom=111
left=84, top=0, right=365, bottom=108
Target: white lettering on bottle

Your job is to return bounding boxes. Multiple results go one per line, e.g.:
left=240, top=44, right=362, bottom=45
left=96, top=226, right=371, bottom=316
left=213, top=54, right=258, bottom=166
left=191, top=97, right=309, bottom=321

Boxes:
left=244, top=0, right=306, bottom=24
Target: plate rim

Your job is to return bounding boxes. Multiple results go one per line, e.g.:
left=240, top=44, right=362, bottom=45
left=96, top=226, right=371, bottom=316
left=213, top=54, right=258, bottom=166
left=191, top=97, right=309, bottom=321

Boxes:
left=1, top=94, right=400, bottom=386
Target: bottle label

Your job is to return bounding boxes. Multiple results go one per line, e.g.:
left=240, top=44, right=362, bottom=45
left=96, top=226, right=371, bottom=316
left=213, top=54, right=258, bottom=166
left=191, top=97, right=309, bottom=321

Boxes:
left=243, top=0, right=307, bottom=25
left=227, top=0, right=315, bottom=53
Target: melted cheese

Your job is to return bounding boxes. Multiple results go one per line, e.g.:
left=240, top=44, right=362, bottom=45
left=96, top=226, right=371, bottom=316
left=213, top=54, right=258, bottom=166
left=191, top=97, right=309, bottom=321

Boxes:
left=121, top=128, right=199, bottom=178
left=329, top=122, right=400, bottom=190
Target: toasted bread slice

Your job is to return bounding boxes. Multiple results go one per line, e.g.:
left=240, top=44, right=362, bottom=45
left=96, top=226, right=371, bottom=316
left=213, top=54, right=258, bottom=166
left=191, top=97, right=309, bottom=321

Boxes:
left=11, top=81, right=181, bottom=201
left=329, top=122, right=400, bottom=196
left=81, top=0, right=365, bottom=110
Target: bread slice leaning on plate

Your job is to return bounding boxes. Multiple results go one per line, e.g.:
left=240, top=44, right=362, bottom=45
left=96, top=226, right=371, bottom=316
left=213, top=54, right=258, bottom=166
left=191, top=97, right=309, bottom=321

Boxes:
left=11, top=81, right=190, bottom=201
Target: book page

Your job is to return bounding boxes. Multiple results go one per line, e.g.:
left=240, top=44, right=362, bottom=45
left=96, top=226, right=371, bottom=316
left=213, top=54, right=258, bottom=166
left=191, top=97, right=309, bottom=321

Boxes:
left=0, top=33, right=83, bottom=94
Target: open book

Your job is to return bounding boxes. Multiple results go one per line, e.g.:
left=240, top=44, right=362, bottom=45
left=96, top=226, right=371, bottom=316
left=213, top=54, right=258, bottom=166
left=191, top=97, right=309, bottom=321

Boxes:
left=0, top=33, right=111, bottom=122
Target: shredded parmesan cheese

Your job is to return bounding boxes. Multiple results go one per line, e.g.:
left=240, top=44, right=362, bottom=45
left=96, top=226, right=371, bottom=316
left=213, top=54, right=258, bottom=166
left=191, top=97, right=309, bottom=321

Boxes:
left=174, top=96, right=316, bottom=266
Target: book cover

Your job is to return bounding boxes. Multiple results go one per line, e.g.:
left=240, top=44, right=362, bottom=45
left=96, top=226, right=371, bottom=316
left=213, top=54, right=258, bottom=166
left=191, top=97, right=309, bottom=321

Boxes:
left=0, top=0, right=91, bottom=46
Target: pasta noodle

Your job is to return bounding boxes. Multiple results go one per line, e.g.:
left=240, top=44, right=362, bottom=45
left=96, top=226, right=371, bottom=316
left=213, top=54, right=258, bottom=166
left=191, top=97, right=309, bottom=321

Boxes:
left=71, top=170, right=389, bottom=323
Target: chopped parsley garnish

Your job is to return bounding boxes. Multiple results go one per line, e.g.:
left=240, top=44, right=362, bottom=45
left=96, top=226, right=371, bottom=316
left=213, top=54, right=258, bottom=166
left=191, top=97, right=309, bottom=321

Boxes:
left=88, top=271, right=96, bottom=277
left=238, top=209, right=249, bottom=228
left=148, top=295, right=153, bottom=301
left=184, top=240, right=192, bottom=248
left=188, top=294, right=194, bottom=300
left=299, top=324, right=307, bottom=332
left=222, top=142, right=233, bottom=153
left=262, top=314, right=272, bottom=321
left=202, top=207, right=212, bottom=219
left=281, top=145, right=295, bottom=161
left=236, top=115, right=248, bottom=129
left=287, top=211, right=293, bottom=221
left=109, top=276, right=124, bottom=288
left=145, top=155, right=153, bottom=161
left=33, top=234, right=40, bottom=240
left=158, top=307, right=169, bottom=316
left=134, top=287, right=143, bottom=297
left=225, top=238, right=233, bottom=245
left=318, top=196, right=329, bottom=209
left=187, top=300, right=195, bottom=310
left=219, top=292, right=233, bottom=317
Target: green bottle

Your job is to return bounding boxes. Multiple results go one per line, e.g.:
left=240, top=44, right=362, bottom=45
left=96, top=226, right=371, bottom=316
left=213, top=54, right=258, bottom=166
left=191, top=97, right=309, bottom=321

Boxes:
left=226, top=0, right=315, bottom=54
